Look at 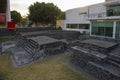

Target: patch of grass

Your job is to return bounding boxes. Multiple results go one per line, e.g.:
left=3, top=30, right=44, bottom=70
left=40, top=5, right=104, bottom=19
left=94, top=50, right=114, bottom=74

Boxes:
left=0, top=54, right=89, bottom=80
left=0, top=36, right=13, bottom=42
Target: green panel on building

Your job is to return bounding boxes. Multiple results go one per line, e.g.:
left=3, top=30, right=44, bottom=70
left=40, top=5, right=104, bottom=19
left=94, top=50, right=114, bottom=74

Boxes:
left=92, top=22, right=113, bottom=37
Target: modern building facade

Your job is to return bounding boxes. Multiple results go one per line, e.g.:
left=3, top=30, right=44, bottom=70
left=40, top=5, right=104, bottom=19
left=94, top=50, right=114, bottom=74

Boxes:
left=63, top=0, right=120, bottom=39
left=0, top=0, right=11, bottom=27
left=63, top=6, right=90, bottom=34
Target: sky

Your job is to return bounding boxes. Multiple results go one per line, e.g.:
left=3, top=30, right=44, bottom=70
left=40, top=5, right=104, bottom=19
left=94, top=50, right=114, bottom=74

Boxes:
left=10, top=0, right=105, bottom=16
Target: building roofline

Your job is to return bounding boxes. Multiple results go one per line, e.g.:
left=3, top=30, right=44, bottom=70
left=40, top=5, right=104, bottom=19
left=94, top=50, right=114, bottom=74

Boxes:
left=66, top=2, right=105, bottom=12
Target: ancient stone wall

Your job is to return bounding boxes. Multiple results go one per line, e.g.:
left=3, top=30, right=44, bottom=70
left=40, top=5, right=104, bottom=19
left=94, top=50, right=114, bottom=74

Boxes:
left=69, top=38, right=120, bottom=80
left=0, top=27, right=57, bottom=37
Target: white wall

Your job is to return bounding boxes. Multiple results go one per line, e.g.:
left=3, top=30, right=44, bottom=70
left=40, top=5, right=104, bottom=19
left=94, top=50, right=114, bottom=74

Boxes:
left=63, top=1, right=120, bottom=34
left=65, top=3, right=106, bottom=24
left=66, top=7, right=90, bottom=24
left=61, top=20, right=66, bottom=29
left=88, top=3, right=106, bottom=19
left=64, top=6, right=90, bottom=33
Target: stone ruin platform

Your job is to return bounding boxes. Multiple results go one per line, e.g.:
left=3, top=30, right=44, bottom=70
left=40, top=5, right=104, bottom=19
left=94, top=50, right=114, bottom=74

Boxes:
left=16, top=30, right=80, bottom=41
left=69, top=38, right=120, bottom=80
left=28, top=36, right=62, bottom=49
left=11, top=34, right=67, bottom=67
left=71, top=39, right=118, bottom=54
left=81, top=39, right=117, bottom=49
left=11, top=30, right=81, bottom=67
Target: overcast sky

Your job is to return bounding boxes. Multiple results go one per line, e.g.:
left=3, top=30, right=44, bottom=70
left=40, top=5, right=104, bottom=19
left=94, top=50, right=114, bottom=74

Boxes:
left=10, top=0, right=105, bottom=16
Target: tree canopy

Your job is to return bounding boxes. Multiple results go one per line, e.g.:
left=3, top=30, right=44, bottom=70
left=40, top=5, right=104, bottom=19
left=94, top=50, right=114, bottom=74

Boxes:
left=11, top=10, right=22, bottom=24
left=28, top=2, right=62, bottom=25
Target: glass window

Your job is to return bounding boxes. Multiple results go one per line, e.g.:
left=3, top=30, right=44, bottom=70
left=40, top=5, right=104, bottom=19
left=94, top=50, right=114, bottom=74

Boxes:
left=71, top=24, right=78, bottom=28
left=66, top=24, right=78, bottom=28
left=107, top=5, right=120, bottom=16
left=66, top=24, right=89, bottom=29
left=79, top=24, right=89, bottom=29
left=66, top=24, right=71, bottom=28
left=92, top=22, right=113, bottom=37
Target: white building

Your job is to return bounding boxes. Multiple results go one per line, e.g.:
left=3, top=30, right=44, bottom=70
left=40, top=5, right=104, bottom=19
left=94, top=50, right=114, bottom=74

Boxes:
left=63, top=0, right=120, bottom=39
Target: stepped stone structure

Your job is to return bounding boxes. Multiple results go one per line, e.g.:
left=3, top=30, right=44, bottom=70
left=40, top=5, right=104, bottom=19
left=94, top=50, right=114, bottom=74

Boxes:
left=70, top=38, right=120, bottom=80
left=12, top=32, right=67, bottom=67
left=2, top=29, right=120, bottom=80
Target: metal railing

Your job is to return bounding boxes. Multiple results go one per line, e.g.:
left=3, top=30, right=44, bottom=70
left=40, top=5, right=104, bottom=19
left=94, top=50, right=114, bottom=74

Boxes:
left=88, top=12, right=106, bottom=19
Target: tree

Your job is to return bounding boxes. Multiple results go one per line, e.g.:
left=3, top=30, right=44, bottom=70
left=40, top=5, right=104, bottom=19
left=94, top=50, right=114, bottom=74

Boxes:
left=28, top=2, right=62, bottom=25
left=11, top=10, right=22, bottom=24
left=58, top=12, right=65, bottom=20
left=22, top=16, right=29, bottom=27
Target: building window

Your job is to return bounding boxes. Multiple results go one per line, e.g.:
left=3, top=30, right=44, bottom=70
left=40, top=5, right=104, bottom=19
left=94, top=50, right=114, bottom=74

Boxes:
left=92, top=22, right=113, bottom=37
left=66, top=24, right=78, bottom=28
left=79, top=24, right=89, bottom=29
left=107, top=5, right=120, bottom=16
left=66, top=24, right=89, bottom=29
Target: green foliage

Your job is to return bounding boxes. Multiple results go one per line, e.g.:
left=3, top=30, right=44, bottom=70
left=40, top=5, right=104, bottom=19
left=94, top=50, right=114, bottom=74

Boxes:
left=28, top=2, right=62, bottom=25
left=11, top=10, right=22, bottom=24
left=0, top=36, right=13, bottom=42
left=58, top=12, right=65, bottom=20
left=0, top=22, right=6, bottom=26
left=22, top=16, right=29, bottom=27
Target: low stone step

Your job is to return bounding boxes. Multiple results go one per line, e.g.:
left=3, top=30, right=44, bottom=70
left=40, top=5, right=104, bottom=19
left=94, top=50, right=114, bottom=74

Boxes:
left=28, top=39, right=38, bottom=46
left=27, top=44, right=35, bottom=50
left=109, top=53, right=120, bottom=63
left=87, top=61, right=120, bottom=80
left=24, top=46, right=35, bottom=56
left=28, top=43, right=38, bottom=49
left=108, top=60, right=120, bottom=68
left=71, top=46, right=107, bottom=61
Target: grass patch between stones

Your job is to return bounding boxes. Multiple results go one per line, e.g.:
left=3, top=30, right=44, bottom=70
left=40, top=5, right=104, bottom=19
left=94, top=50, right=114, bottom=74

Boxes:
left=0, top=37, right=13, bottom=43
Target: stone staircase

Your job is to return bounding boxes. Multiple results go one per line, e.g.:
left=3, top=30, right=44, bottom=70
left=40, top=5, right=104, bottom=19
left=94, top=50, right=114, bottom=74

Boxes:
left=13, top=33, right=67, bottom=66
left=86, top=61, right=120, bottom=80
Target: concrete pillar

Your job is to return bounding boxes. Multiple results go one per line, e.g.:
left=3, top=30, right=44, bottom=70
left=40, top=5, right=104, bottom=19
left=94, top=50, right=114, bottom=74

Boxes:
left=90, top=22, right=92, bottom=36
left=6, top=0, right=11, bottom=22
left=62, top=20, right=66, bottom=30
left=113, top=21, right=116, bottom=39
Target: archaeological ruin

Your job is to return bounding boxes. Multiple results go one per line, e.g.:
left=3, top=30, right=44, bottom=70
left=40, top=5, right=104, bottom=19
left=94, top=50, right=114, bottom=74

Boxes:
left=70, top=37, right=120, bottom=80
left=1, top=29, right=120, bottom=80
